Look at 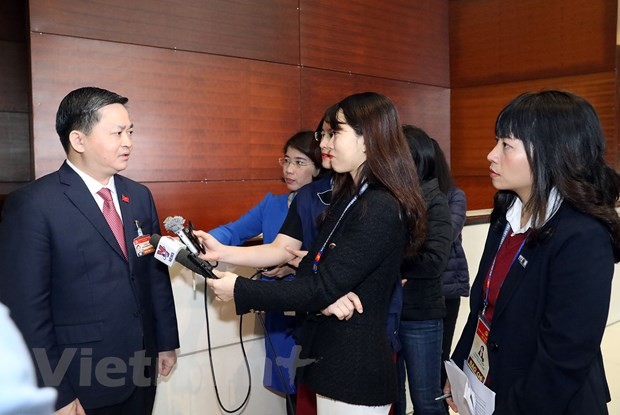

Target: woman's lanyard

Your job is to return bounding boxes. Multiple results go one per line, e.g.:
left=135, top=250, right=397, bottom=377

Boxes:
left=312, top=182, right=368, bottom=273
left=482, top=222, right=528, bottom=316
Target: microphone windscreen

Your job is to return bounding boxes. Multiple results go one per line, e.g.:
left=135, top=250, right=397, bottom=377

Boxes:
left=163, top=216, right=185, bottom=233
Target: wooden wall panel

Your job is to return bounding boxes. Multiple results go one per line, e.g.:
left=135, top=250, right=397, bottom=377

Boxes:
left=0, top=0, right=30, bottom=196
left=453, top=176, right=496, bottom=213
left=452, top=72, right=616, bottom=210
left=0, top=0, right=27, bottom=42
left=30, top=34, right=301, bottom=181
left=0, top=113, right=31, bottom=182
left=616, top=46, right=620, bottom=168
left=29, top=0, right=300, bottom=64
left=300, top=68, right=451, bottom=160
left=26, top=1, right=452, bottom=238
left=300, top=0, right=449, bottom=87
left=0, top=40, right=29, bottom=112
left=450, top=0, right=617, bottom=87
left=148, top=181, right=289, bottom=233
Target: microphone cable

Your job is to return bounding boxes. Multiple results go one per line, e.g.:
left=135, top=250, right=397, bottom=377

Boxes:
left=202, top=269, right=296, bottom=415
left=203, top=276, right=251, bottom=413
left=248, top=270, right=297, bottom=415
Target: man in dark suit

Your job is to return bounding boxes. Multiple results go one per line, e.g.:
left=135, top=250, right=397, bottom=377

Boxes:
left=0, top=87, right=180, bottom=415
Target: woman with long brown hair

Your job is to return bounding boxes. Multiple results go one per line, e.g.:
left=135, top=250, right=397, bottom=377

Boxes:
left=200, top=92, right=427, bottom=414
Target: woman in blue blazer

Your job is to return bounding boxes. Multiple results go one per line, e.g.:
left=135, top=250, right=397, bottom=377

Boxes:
left=208, top=131, right=323, bottom=414
left=447, top=90, right=620, bottom=414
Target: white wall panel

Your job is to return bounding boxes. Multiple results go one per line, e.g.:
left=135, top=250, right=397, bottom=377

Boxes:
left=155, top=221, right=620, bottom=414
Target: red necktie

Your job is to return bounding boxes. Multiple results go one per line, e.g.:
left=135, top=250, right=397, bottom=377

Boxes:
left=97, top=187, right=128, bottom=259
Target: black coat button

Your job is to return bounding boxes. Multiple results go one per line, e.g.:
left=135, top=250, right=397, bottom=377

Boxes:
left=489, top=342, right=499, bottom=352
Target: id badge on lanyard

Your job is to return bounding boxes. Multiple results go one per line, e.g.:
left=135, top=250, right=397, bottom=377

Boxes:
left=467, top=313, right=491, bottom=383
left=466, top=222, right=526, bottom=384
left=132, top=220, right=155, bottom=257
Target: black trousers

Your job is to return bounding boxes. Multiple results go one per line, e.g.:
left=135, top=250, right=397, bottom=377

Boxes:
left=86, top=385, right=156, bottom=415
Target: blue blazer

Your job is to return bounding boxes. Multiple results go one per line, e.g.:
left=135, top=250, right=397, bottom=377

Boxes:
left=209, top=192, right=290, bottom=249
left=209, top=192, right=298, bottom=394
left=0, top=162, right=179, bottom=410
left=452, top=202, right=612, bottom=414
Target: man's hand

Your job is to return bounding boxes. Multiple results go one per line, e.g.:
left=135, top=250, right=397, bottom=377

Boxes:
left=55, top=399, right=86, bottom=415
left=158, top=350, right=177, bottom=377
left=321, top=292, right=363, bottom=320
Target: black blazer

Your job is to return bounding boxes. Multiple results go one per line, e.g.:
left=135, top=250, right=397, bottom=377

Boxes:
left=452, top=202, right=612, bottom=414
left=235, top=185, right=406, bottom=406
left=0, top=162, right=179, bottom=410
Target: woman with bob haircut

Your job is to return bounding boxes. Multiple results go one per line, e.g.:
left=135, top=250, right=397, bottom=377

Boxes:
left=446, top=90, right=620, bottom=414
left=200, top=92, right=427, bottom=414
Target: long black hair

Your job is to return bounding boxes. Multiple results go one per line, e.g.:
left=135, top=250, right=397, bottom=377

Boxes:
left=402, top=124, right=436, bottom=183
left=402, top=124, right=454, bottom=194
left=431, top=139, right=454, bottom=194
left=491, top=90, right=620, bottom=260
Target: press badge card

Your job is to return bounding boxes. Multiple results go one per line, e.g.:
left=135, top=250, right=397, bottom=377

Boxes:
left=133, top=221, right=155, bottom=257
left=133, top=235, right=154, bottom=257
left=467, top=315, right=490, bottom=383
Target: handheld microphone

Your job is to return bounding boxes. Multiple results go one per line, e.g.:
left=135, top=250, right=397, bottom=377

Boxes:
left=162, top=216, right=205, bottom=255
left=150, top=234, right=217, bottom=279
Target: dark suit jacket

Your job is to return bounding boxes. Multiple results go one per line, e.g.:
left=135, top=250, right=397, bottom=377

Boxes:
left=452, top=202, right=612, bottom=414
left=0, top=162, right=179, bottom=410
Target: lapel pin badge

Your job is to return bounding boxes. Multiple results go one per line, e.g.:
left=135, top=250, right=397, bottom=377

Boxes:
left=518, top=254, right=528, bottom=268
left=121, top=194, right=130, bottom=203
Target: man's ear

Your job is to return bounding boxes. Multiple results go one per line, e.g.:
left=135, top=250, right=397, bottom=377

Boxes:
left=68, top=131, right=85, bottom=154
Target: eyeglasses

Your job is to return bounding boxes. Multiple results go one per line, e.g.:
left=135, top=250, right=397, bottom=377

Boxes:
left=278, top=157, right=312, bottom=168
left=314, top=130, right=337, bottom=142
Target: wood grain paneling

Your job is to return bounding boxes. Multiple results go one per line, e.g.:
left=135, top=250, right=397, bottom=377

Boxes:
left=616, top=46, right=620, bottom=168
left=148, top=180, right=289, bottom=233
left=30, top=34, right=301, bottom=181
left=0, top=113, right=31, bottom=182
left=450, top=0, right=617, bottom=87
left=451, top=72, right=616, bottom=210
left=0, top=40, right=29, bottom=112
left=29, top=0, right=300, bottom=65
left=300, top=68, right=451, bottom=160
left=453, top=175, right=496, bottom=211
left=0, top=0, right=27, bottom=42
left=300, top=0, right=449, bottom=87
left=0, top=0, right=30, bottom=198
